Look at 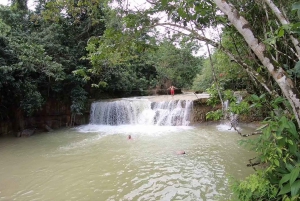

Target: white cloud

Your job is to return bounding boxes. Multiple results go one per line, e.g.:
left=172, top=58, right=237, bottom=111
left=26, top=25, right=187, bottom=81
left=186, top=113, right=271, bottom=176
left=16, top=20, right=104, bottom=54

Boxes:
left=0, top=0, right=8, bottom=6
left=0, top=0, right=36, bottom=9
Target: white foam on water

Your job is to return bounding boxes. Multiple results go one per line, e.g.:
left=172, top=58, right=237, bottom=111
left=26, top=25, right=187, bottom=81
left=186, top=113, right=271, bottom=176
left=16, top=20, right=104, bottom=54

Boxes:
left=75, top=124, right=194, bottom=136
left=216, top=124, right=241, bottom=132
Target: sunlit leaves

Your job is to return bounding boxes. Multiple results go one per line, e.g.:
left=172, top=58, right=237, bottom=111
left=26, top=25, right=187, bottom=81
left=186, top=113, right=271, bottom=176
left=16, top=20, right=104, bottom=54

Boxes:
left=206, top=109, right=223, bottom=120
left=41, top=0, right=107, bottom=25
left=231, top=172, right=277, bottom=200
left=0, top=19, right=11, bottom=37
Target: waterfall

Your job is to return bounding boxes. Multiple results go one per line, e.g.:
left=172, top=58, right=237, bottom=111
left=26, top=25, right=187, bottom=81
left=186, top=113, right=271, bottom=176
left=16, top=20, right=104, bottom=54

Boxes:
left=223, top=93, right=243, bottom=128
left=90, top=99, right=193, bottom=126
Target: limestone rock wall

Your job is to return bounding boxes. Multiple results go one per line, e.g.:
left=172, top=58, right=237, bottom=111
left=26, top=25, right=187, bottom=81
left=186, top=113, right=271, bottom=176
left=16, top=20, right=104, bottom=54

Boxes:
left=191, top=98, right=221, bottom=123
left=0, top=99, right=91, bottom=136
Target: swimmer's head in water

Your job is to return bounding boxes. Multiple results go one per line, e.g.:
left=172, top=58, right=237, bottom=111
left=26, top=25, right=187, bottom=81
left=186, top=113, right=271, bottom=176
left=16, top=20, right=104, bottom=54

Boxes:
left=176, top=150, right=185, bottom=155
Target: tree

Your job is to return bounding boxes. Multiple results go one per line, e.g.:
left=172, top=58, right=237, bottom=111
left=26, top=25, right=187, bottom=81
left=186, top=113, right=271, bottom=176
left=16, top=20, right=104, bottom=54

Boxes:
left=146, top=38, right=203, bottom=89
left=86, top=0, right=300, bottom=199
left=214, top=0, right=300, bottom=127
left=193, top=50, right=249, bottom=92
left=0, top=0, right=107, bottom=125
left=0, top=6, right=64, bottom=119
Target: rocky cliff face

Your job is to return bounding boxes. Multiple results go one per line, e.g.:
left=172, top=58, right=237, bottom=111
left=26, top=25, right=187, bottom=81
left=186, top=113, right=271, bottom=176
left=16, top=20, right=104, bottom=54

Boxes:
left=0, top=99, right=91, bottom=136
left=192, top=98, right=217, bottom=123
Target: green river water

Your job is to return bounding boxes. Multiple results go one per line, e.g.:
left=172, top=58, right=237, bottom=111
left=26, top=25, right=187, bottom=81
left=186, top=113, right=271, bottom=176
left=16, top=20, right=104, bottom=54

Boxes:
left=0, top=123, right=256, bottom=201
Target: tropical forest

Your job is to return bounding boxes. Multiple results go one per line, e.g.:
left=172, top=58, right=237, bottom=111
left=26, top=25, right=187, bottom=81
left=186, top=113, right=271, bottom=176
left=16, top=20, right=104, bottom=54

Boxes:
left=1, top=0, right=300, bottom=200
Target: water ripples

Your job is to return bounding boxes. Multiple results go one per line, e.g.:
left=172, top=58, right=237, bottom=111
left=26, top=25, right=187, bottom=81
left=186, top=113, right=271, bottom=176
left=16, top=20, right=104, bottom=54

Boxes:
left=0, top=123, right=255, bottom=201
left=102, top=145, right=231, bottom=201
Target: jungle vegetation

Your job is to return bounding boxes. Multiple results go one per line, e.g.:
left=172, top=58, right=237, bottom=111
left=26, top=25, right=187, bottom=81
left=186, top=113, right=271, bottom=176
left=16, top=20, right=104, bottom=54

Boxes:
left=0, top=0, right=203, bottom=121
left=1, top=0, right=300, bottom=200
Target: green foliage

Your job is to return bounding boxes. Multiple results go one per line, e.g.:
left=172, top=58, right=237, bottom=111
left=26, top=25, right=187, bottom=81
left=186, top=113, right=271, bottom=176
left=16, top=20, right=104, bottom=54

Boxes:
left=10, top=39, right=64, bottom=80
left=235, top=95, right=300, bottom=200
left=70, top=86, right=88, bottom=115
left=223, top=90, right=235, bottom=103
left=231, top=172, right=278, bottom=201
left=19, top=82, right=44, bottom=116
left=0, top=1, right=106, bottom=119
left=206, top=109, right=223, bottom=121
left=86, top=8, right=156, bottom=68
left=229, top=101, right=249, bottom=115
left=249, top=94, right=267, bottom=109
left=0, top=19, right=64, bottom=116
left=0, top=18, right=10, bottom=37
left=205, top=84, right=222, bottom=107
left=146, top=39, right=203, bottom=88
left=1, top=1, right=300, bottom=201
left=192, top=50, right=249, bottom=93
left=292, top=2, right=300, bottom=21
left=11, top=0, right=28, bottom=11
left=288, top=61, right=300, bottom=78
left=85, top=6, right=203, bottom=91
left=205, top=87, right=249, bottom=121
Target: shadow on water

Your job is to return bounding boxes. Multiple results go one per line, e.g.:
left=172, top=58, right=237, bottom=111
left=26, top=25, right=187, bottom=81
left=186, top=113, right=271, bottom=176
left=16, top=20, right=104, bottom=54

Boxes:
left=0, top=122, right=257, bottom=201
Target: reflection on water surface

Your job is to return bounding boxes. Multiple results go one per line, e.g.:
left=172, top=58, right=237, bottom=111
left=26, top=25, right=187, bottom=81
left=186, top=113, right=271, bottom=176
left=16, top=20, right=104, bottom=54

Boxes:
left=0, top=123, right=256, bottom=201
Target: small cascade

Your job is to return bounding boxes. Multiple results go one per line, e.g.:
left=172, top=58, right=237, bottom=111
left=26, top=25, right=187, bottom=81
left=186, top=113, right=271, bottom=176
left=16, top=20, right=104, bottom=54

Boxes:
left=90, top=99, right=193, bottom=126
left=223, top=93, right=243, bottom=128
left=223, top=100, right=230, bottom=120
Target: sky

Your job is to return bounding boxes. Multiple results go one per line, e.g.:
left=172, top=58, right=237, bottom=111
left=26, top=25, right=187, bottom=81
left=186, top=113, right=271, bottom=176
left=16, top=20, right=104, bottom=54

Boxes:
left=0, top=0, right=36, bottom=9
left=0, top=0, right=8, bottom=6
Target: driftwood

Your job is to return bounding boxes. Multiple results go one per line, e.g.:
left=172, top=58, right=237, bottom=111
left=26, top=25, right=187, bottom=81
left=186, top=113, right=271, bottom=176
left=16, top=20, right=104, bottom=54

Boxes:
left=228, top=117, right=267, bottom=137
left=242, top=124, right=268, bottom=137
left=246, top=157, right=260, bottom=171
left=246, top=157, right=270, bottom=171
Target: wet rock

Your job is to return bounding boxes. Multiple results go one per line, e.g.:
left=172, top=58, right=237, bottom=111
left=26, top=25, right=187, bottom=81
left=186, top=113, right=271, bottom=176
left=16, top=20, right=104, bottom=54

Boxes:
left=18, top=128, right=36, bottom=137
left=44, top=124, right=53, bottom=132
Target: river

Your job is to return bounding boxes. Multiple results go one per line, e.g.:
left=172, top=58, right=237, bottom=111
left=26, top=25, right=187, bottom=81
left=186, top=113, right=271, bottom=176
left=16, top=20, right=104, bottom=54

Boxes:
left=0, top=123, right=256, bottom=201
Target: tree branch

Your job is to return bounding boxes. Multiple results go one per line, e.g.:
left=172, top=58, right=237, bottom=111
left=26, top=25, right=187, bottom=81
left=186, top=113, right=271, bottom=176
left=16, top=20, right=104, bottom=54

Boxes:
left=263, top=0, right=300, bottom=58
left=151, top=21, right=279, bottom=97
left=214, top=0, right=300, bottom=128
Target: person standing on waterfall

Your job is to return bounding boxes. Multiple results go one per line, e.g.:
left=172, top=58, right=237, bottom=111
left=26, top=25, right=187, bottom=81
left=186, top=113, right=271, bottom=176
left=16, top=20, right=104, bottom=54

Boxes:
left=168, top=85, right=177, bottom=97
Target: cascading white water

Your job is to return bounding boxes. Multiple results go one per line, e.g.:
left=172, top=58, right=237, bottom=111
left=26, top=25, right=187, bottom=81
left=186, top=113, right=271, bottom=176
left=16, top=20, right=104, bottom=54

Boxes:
left=90, top=99, right=193, bottom=126
left=223, top=93, right=243, bottom=128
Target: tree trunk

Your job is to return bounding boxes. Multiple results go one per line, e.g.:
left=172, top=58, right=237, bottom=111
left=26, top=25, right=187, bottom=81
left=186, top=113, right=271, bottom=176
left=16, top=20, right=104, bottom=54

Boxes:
left=213, top=0, right=300, bottom=127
